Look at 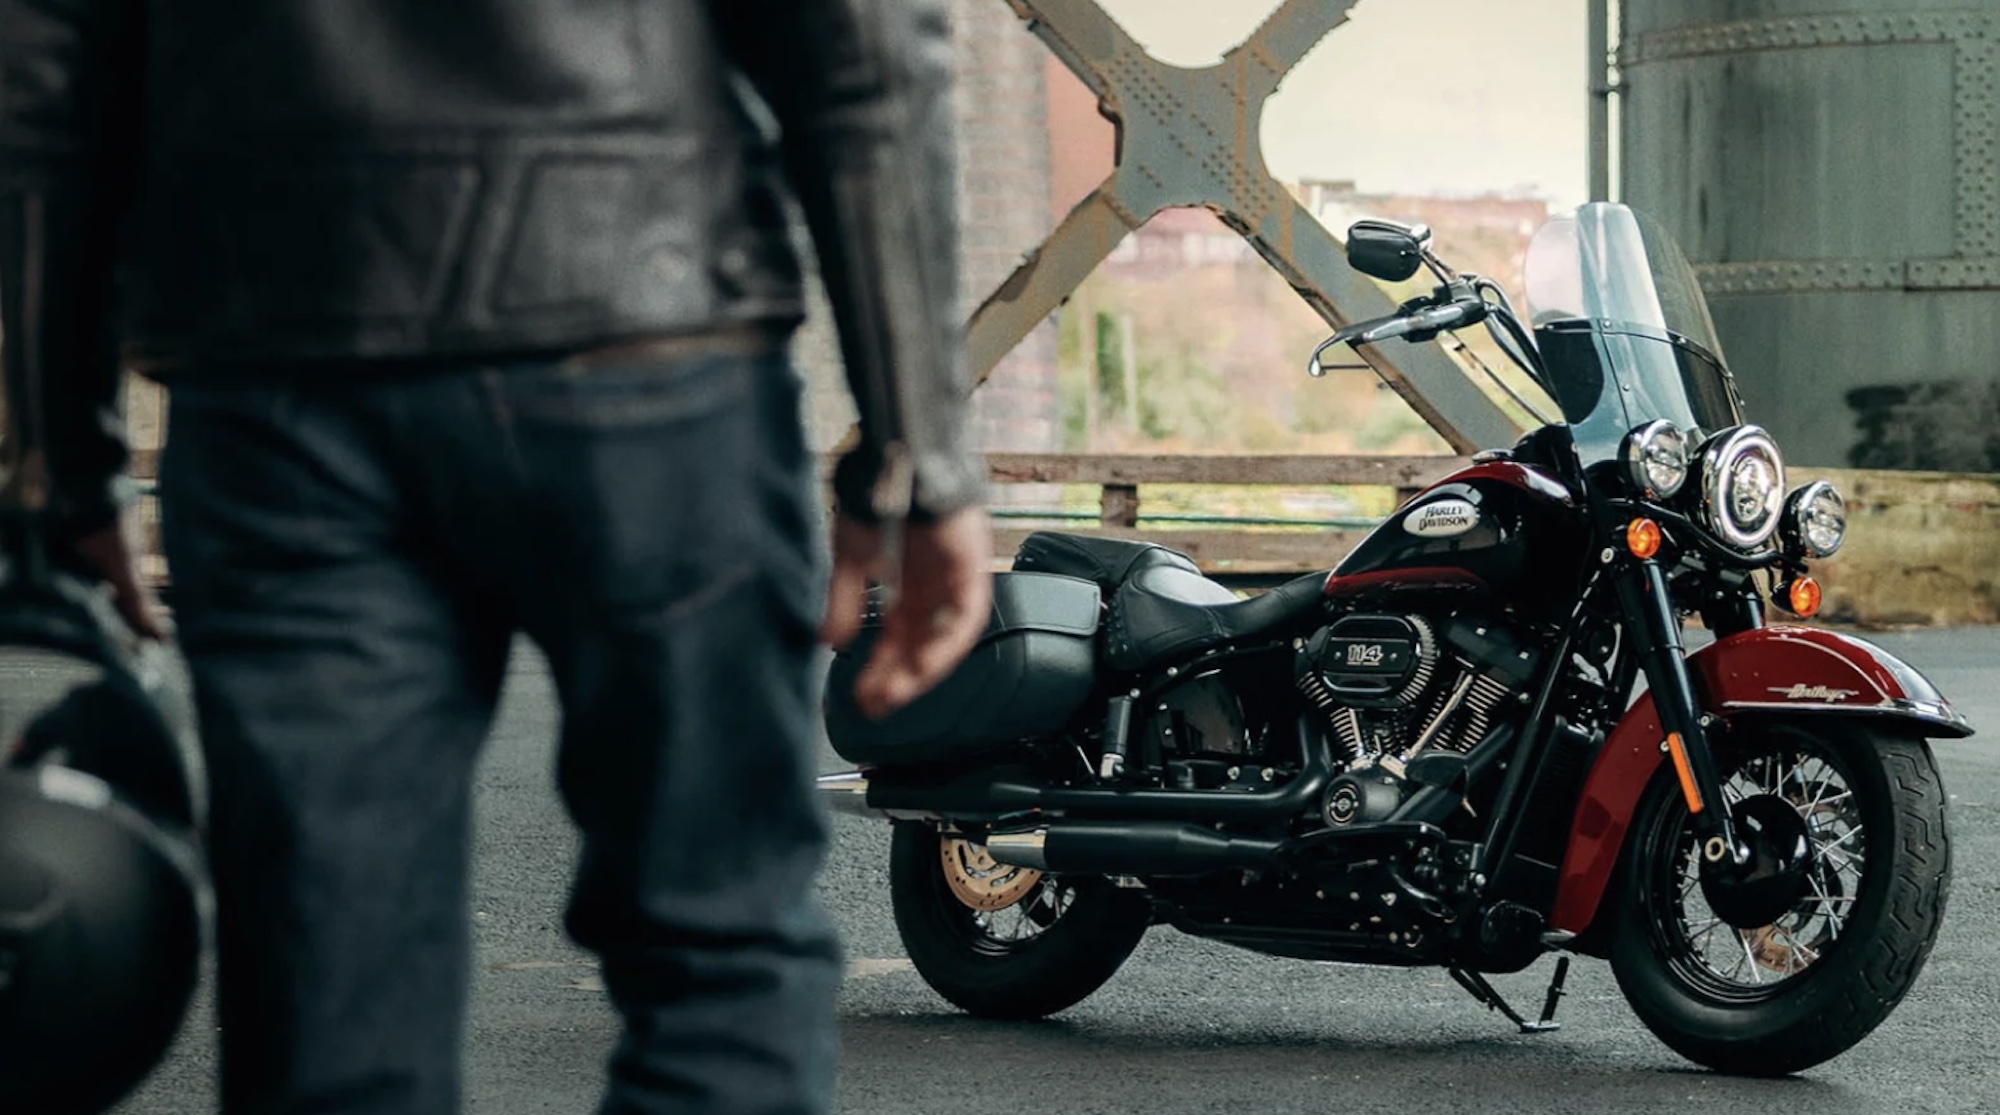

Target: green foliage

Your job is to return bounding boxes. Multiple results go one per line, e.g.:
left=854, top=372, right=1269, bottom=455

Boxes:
left=1056, top=305, right=1092, bottom=450
left=1050, top=265, right=1469, bottom=456
left=1136, top=347, right=1231, bottom=443
left=1094, top=312, right=1128, bottom=422
left=1292, top=374, right=1356, bottom=436
left=1354, top=393, right=1434, bottom=451
left=1059, top=375, right=1091, bottom=451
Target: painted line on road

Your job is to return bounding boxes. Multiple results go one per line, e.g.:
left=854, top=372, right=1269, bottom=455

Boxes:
left=847, top=958, right=914, bottom=978
left=493, top=957, right=913, bottom=994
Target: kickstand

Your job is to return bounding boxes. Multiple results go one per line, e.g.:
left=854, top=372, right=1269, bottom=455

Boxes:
left=1447, top=957, right=1570, bottom=1034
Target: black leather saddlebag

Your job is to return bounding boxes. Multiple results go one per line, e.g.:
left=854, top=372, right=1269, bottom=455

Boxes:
left=823, top=572, right=1102, bottom=765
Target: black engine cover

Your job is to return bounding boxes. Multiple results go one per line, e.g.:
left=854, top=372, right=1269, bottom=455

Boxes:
left=1309, top=614, right=1428, bottom=709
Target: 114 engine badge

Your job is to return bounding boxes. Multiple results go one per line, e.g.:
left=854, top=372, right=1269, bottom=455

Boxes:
left=1345, top=643, right=1387, bottom=666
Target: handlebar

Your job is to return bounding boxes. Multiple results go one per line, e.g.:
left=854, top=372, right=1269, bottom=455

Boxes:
left=1305, top=274, right=1555, bottom=424
left=1334, top=296, right=1488, bottom=347
left=1307, top=293, right=1489, bottom=378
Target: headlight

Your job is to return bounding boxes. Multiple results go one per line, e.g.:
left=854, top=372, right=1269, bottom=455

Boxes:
left=1621, top=420, right=1689, bottom=498
left=1697, top=425, right=1785, bottom=549
left=1782, top=481, right=1847, bottom=558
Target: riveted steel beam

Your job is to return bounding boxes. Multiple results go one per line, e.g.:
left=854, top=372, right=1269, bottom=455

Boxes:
left=968, top=0, right=1521, bottom=454
left=1694, top=256, right=2000, bottom=295
left=1619, top=11, right=1979, bottom=64
left=1626, top=9, right=2000, bottom=288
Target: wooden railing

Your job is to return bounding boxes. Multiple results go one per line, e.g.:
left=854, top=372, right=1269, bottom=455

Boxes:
left=129, top=448, right=168, bottom=586
left=980, top=452, right=1471, bottom=576
left=127, top=448, right=1475, bottom=584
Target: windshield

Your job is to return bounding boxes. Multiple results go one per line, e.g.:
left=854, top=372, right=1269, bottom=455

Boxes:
left=1523, top=203, right=1744, bottom=465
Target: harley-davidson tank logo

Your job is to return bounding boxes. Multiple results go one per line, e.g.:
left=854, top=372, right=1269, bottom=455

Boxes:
left=1768, top=684, right=1861, bottom=702
left=1403, top=498, right=1479, bottom=539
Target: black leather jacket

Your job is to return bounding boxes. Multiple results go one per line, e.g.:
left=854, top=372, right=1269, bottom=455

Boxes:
left=0, top=0, right=982, bottom=536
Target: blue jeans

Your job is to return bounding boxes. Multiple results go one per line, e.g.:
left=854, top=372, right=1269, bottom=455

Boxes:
left=157, top=339, right=841, bottom=1115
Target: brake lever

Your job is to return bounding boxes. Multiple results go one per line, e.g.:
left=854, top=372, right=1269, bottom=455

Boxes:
left=1399, top=298, right=1490, bottom=344
left=1309, top=296, right=1489, bottom=376
left=1329, top=320, right=1384, bottom=348
left=1311, top=316, right=1399, bottom=373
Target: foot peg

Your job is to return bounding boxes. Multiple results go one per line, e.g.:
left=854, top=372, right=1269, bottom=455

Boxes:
left=1448, top=957, right=1569, bottom=1034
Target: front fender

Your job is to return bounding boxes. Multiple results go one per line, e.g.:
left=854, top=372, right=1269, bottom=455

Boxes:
left=1549, top=625, right=1973, bottom=937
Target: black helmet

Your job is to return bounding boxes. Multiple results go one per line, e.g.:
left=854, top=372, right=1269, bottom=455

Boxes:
left=0, top=539, right=209, bottom=1115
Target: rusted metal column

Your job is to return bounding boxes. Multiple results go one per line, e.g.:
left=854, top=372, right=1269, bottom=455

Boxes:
left=969, top=0, right=1522, bottom=455
left=1620, top=2, right=2000, bottom=471
left=1587, top=0, right=1612, bottom=202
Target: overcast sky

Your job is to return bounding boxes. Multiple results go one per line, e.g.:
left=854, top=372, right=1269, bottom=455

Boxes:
left=1096, top=0, right=1591, bottom=208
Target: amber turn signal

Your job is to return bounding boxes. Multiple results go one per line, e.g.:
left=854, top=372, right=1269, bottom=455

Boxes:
left=1664, top=732, right=1704, bottom=815
left=1625, top=518, right=1663, bottom=560
left=1783, top=575, right=1823, bottom=618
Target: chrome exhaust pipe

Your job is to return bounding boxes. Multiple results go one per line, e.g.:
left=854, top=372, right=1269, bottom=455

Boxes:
left=816, top=771, right=882, bottom=820
left=984, top=821, right=1282, bottom=876
left=984, top=830, right=1050, bottom=871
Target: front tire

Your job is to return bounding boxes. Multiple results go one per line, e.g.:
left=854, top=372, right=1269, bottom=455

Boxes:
left=889, top=823, right=1151, bottom=1020
left=1610, top=720, right=1951, bottom=1075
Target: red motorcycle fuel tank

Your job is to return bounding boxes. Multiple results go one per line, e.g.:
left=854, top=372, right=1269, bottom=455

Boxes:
left=1322, top=462, right=1587, bottom=623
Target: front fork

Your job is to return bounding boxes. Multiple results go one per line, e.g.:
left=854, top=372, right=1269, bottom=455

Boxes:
left=1612, top=557, right=1752, bottom=868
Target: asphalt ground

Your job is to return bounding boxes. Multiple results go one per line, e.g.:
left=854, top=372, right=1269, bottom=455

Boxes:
left=112, top=625, right=2000, bottom=1114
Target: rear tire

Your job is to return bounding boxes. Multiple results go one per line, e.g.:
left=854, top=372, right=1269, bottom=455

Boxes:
left=889, top=822, right=1151, bottom=1020
left=1609, top=721, right=1951, bottom=1075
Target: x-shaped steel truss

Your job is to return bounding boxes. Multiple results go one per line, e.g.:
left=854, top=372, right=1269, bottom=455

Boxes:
left=969, top=0, right=1521, bottom=453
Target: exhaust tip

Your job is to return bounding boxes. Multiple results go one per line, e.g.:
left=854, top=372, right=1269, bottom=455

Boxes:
left=816, top=772, right=881, bottom=820
left=985, top=830, right=1050, bottom=871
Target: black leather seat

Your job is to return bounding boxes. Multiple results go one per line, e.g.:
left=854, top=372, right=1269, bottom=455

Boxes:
left=1011, top=531, right=1199, bottom=595
left=1104, top=568, right=1329, bottom=673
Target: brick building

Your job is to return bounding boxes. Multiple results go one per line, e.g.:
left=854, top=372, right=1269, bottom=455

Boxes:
left=795, top=0, right=1068, bottom=457
left=1299, top=179, right=1550, bottom=306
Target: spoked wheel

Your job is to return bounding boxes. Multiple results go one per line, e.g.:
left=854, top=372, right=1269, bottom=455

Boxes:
left=889, top=823, right=1151, bottom=1020
left=1611, top=720, right=1951, bottom=1075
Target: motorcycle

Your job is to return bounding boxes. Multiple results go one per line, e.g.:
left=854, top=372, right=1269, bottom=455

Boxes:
left=816, top=202, right=1973, bottom=1075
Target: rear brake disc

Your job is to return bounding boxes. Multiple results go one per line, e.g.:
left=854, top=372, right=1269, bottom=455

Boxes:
left=939, top=837, right=1044, bottom=912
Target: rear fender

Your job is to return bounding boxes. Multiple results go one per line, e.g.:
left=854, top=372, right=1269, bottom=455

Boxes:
left=1549, top=625, right=1972, bottom=937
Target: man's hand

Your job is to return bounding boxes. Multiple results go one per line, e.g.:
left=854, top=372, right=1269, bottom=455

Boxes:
left=73, top=506, right=166, bottom=640
left=820, top=507, right=993, bottom=720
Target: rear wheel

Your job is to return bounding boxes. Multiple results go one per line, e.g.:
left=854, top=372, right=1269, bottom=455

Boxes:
left=889, top=823, right=1151, bottom=1020
left=1610, top=721, right=1951, bottom=1075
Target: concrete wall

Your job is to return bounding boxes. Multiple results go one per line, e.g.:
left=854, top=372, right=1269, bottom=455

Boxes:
left=1793, top=467, right=2000, bottom=628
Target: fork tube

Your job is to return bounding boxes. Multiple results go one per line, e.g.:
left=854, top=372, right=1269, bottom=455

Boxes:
left=1614, top=558, right=1745, bottom=864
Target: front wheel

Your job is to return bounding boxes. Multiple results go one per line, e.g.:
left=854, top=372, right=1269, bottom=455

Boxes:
left=1610, top=720, right=1951, bottom=1075
left=889, top=823, right=1152, bottom=1020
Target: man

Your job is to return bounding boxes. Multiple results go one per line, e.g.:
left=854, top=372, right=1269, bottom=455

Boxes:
left=0, top=1, right=992, bottom=1112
